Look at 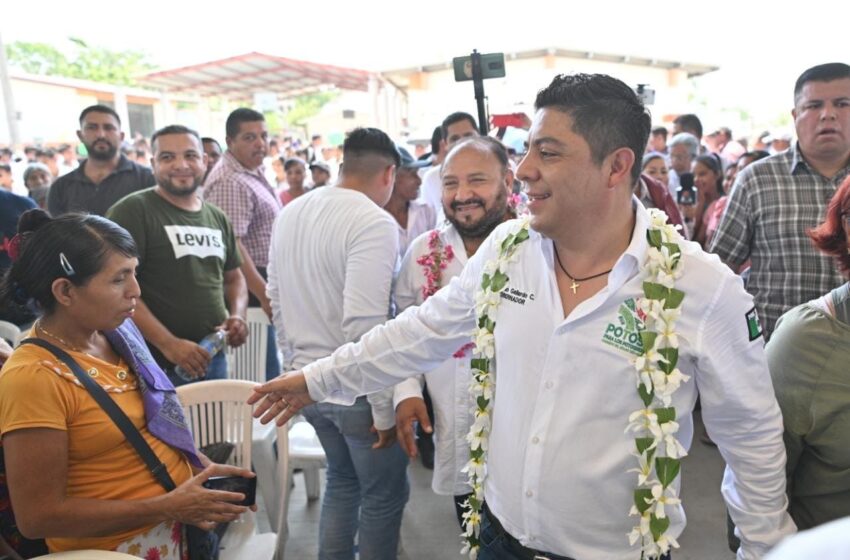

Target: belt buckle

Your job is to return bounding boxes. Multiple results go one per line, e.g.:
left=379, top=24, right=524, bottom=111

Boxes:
left=533, top=556, right=552, bottom=560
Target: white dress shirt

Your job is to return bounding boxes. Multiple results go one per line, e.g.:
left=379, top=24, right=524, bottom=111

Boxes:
left=393, top=224, right=472, bottom=496
left=765, top=517, right=850, bottom=560
left=302, top=201, right=795, bottom=559
left=418, top=164, right=446, bottom=226
left=394, top=199, right=437, bottom=259
left=266, top=186, right=398, bottom=430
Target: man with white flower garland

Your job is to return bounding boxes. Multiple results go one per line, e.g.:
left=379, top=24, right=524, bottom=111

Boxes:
left=393, top=136, right=515, bottom=527
left=250, top=74, right=795, bottom=560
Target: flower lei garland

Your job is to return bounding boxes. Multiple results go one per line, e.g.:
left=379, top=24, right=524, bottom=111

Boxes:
left=461, top=209, right=688, bottom=559
left=626, top=209, right=689, bottom=559
left=461, top=217, right=531, bottom=558
left=416, top=229, right=455, bottom=300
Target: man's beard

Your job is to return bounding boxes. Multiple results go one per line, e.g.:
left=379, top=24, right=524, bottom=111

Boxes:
left=158, top=175, right=203, bottom=197
left=446, top=189, right=509, bottom=239
left=86, top=139, right=118, bottom=161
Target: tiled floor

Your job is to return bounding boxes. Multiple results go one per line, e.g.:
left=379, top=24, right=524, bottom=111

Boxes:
left=276, top=411, right=736, bottom=559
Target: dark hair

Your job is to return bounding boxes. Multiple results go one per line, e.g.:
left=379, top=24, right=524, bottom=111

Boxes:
left=201, top=137, right=222, bottom=151
left=673, top=114, right=703, bottom=139
left=151, top=124, right=201, bottom=152
left=444, top=136, right=510, bottom=174
left=225, top=108, right=264, bottom=139
left=36, top=148, right=55, bottom=159
left=0, top=164, right=10, bottom=174
left=283, top=158, right=306, bottom=172
left=695, top=154, right=724, bottom=196
left=535, top=73, right=651, bottom=183
left=440, top=112, right=479, bottom=140
left=342, top=127, right=400, bottom=173
left=0, top=210, right=138, bottom=314
left=79, top=104, right=121, bottom=126
left=24, top=146, right=38, bottom=155
left=739, top=150, right=770, bottom=165
left=794, top=63, right=850, bottom=104
left=651, top=126, right=668, bottom=139
left=430, top=125, right=442, bottom=155
left=808, top=174, right=850, bottom=278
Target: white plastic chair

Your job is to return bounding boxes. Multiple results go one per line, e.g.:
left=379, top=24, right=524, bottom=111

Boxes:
left=0, top=320, right=22, bottom=347
left=227, top=308, right=269, bottom=383
left=176, top=379, right=289, bottom=560
left=226, top=310, right=326, bottom=518
left=224, top=309, right=283, bottom=526
left=288, top=418, right=327, bottom=501
left=31, top=551, right=141, bottom=559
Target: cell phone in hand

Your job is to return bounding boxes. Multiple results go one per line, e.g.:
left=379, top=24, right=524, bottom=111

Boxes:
left=202, top=475, right=257, bottom=507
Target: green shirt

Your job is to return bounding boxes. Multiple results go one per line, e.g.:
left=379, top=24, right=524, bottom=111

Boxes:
left=767, top=283, right=850, bottom=530
left=107, top=188, right=242, bottom=346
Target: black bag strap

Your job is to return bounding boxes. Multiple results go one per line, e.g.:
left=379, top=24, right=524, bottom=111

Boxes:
left=20, top=337, right=177, bottom=492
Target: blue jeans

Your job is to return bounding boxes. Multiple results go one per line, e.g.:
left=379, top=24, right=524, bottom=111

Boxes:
left=302, top=397, right=409, bottom=560
left=265, top=324, right=281, bottom=381
left=166, top=350, right=227, bottom=387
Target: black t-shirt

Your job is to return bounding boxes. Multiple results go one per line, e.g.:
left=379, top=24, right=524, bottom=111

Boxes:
left=47, top=155, right=155, bottom=216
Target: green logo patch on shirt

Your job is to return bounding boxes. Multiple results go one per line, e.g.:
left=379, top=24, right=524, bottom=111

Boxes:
left=602, top=298, right=646, bottom=356
left=746, top=306, right=763, bottom=341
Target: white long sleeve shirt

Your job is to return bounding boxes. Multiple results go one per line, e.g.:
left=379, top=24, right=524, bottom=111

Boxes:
left=393, top=223, right=473, bottom=496
left=302, top=202, right=795, bottom=559
left=266, top=186, right=398, bottom=430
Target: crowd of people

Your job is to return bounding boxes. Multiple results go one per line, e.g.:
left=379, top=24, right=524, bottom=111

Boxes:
left=0, top=61, right=848, bottom=560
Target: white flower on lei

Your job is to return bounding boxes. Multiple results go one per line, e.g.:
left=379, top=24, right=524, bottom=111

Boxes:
left=627, top=450, right=655, bottom=486
left=650, top=483, right=682, bottom=518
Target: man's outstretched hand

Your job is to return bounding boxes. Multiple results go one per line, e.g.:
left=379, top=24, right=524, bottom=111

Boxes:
left=247, top=372, right=315, bottom=426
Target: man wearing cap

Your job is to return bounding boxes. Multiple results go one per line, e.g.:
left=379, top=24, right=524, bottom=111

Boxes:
left=712, top=62, right=850, bottom=339
left=266, top=127, right=408, bottom=559
left=383, top=146, right=434, bottom=257
left=309, top=160, right=332, bottom=188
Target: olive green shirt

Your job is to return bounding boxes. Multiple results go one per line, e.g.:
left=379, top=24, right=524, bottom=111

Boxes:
left=767, top=283, right=850, bottom=530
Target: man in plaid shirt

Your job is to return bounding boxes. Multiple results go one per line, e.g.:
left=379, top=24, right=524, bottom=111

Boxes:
left=204, top=108, right=282, bottom=377
left=711, top=63, right=850, bottom=338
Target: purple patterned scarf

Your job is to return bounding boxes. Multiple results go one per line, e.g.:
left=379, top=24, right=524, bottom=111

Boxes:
left=103, top=319, right=203, bottom=468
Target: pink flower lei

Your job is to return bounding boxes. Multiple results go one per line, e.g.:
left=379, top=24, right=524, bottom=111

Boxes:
left=415, top=230, right=475, bottom=359
left=416, top=229, right=455, bottom=299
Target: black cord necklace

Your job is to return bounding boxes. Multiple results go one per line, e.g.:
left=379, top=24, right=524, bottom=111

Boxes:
left=552, top=245, right=613, bottom=294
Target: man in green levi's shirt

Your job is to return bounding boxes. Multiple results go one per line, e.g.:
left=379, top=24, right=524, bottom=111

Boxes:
left=107, top=125, right=248, bottom=385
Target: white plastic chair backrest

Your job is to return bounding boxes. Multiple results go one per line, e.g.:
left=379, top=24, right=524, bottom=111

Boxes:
left=175, top=379, right=258, bottom=469
left=0, top=320, right=22, bottom=347
left=289, top=420, right=326, bottom=461
left=227, top=308, right=269, bottom=383
left=31, top=551, right=141, bottom=559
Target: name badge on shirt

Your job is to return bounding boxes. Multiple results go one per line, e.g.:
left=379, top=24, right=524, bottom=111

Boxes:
left=602, top=298, right=646, bottom=356
left=499, top=286, right=535, bottom=306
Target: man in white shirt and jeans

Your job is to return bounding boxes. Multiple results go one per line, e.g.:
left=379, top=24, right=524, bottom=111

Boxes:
left=265, top=127, right=408, bottom=560
left=253, top=75, right=795, bottom=559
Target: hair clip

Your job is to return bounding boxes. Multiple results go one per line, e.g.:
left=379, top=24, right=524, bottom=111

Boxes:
left=59, top=252, right=76, bottom=277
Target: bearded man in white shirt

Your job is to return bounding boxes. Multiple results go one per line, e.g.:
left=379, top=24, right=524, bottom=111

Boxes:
left=393, top=136, right=514, bottom=526
left=252, top=74, right=795, bottom=560
left=265, top=127, right=408, bottom=560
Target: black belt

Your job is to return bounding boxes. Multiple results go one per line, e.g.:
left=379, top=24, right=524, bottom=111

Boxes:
left=482, top=502, right=574, bottom=560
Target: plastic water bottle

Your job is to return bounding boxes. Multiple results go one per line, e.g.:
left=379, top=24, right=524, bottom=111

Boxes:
left=173, top=330, right=227, bottom=381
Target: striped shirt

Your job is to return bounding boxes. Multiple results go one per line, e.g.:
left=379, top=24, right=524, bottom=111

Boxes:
left=203, top=151, right=281, bottom=267
left=710, top=144, right=849, bottom=337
